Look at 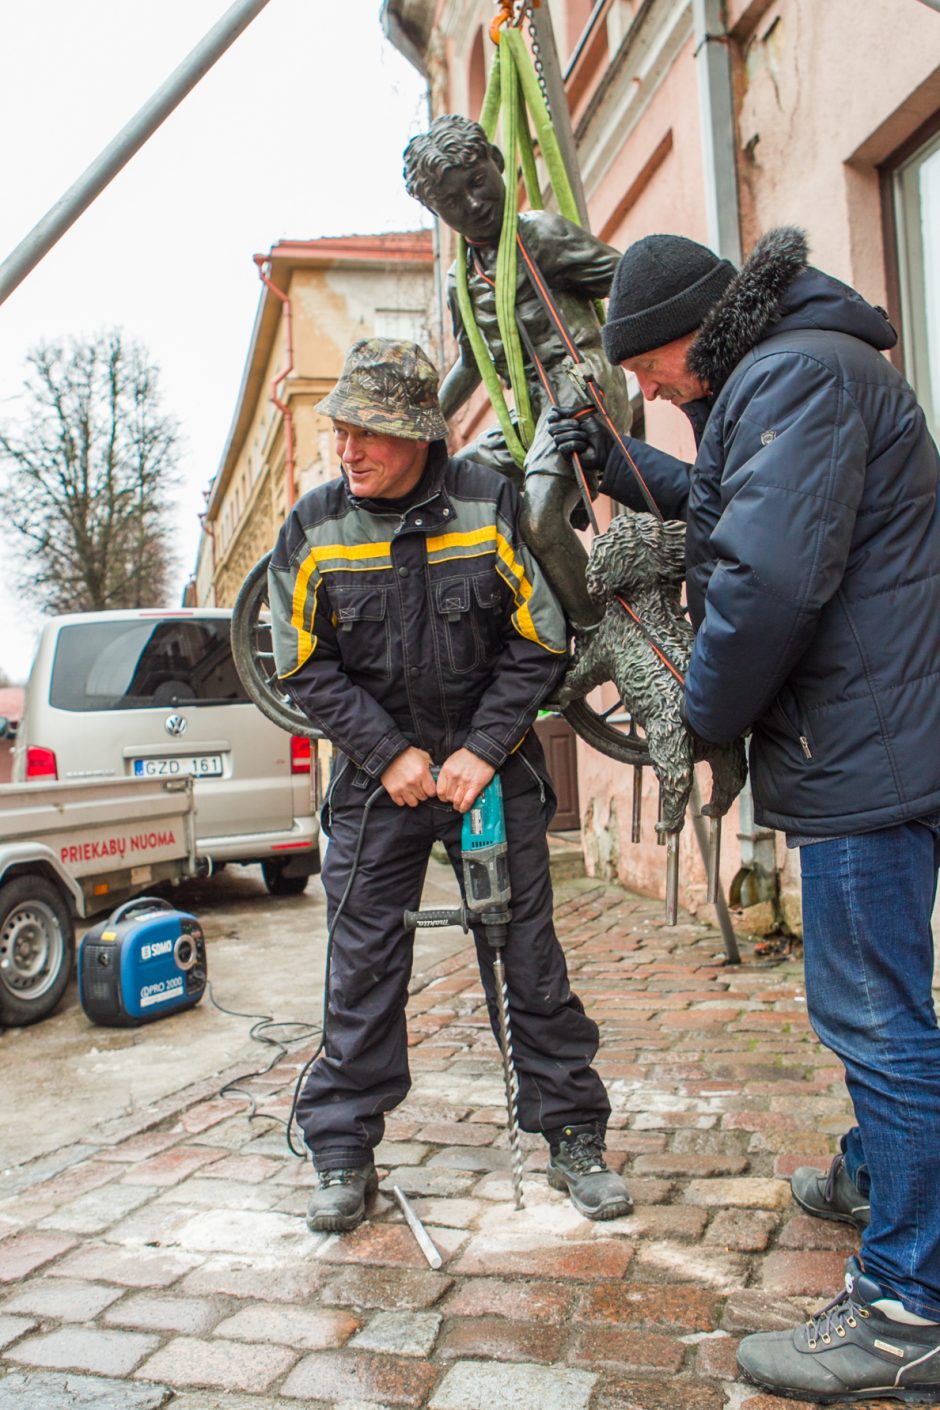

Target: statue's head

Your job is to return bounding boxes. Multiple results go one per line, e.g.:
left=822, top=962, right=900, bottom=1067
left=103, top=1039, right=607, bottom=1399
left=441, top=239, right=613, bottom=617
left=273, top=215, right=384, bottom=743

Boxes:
left=404, top=115, right=505, bottom=245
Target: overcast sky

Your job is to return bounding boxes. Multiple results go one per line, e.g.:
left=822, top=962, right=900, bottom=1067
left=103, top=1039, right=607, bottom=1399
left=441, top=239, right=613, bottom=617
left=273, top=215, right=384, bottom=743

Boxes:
left=0, top=0, right=430, bottom=682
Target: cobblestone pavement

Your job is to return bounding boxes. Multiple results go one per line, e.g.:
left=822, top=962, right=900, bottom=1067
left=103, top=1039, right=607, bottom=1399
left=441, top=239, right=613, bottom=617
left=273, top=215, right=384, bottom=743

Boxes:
left=0, top=877, right=915, bottom=1410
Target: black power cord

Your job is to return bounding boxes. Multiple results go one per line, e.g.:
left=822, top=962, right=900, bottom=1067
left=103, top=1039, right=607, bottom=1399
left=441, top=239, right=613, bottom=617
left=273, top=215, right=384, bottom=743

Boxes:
left=205, top=984, right=321, bottom=1124
left=207, top=785, right=385, bottom=1159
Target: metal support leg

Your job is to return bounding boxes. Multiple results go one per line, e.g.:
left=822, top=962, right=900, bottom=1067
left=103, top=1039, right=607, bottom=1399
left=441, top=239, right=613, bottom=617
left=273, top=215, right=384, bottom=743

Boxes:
left=665, top=832, right=680, bottom=926
left=706, top=816, right=722, bottom=903
left=690, top=778, right=741, bottom=964
left=628, top=718, right=642, bottom=843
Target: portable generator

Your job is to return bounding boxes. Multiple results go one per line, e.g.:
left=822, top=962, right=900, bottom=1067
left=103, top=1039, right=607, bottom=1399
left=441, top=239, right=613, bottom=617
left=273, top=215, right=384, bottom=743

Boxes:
left=78, top=896, right=207, bottom=1027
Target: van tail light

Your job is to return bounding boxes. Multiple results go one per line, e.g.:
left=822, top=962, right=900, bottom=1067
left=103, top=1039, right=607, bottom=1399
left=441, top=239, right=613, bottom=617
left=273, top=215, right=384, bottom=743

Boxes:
left=26, top=746, right=58, bottom=780
left=290, top=735, right=312, bottom=775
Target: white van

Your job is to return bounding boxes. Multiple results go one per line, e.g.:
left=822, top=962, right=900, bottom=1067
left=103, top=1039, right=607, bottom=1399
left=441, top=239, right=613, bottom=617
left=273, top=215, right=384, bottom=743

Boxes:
left=13, top=609, right=320, bottom=896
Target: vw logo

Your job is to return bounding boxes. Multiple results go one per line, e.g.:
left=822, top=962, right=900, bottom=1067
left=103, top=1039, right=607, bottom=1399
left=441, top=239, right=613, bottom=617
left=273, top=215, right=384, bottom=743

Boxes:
left=165, top=714, right=187, bottom=737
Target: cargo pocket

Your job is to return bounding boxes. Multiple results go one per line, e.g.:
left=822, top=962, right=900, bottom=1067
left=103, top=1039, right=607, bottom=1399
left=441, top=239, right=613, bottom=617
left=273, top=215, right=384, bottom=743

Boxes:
left=330, top=584, right=392, bottom=681
left=434, top=575, right=483, bottom=674
left=471, top=573, right=505, bottom=654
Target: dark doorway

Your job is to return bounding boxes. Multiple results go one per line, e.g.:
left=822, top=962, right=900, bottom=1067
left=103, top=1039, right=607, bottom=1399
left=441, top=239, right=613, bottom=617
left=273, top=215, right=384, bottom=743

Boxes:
left=535, top=714, right=581, bottom=831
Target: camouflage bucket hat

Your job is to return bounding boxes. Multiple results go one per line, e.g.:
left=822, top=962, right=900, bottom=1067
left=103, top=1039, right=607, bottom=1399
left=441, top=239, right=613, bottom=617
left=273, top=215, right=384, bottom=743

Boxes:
left=316, top=337, right=449, bottom=442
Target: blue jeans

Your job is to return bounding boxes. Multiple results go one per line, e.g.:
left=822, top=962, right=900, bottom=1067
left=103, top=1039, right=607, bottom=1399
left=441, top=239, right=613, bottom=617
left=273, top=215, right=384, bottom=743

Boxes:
left=800, top=815, right=940, bottom=1319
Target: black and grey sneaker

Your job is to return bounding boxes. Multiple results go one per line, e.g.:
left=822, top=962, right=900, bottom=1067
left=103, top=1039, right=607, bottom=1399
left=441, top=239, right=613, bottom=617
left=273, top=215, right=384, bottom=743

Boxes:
left=792, top=1152, right=871, bottom=1230
left=737, top=1256, right=940, bottom=1403
left=546, top=1125, right=633, bottom=1220
left=306, top=1163, right=378, bottom=1233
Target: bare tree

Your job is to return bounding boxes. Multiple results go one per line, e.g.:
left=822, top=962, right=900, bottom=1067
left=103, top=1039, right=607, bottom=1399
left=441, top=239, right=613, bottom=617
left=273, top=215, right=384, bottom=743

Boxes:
left=0, top=330, right=181, bottom=612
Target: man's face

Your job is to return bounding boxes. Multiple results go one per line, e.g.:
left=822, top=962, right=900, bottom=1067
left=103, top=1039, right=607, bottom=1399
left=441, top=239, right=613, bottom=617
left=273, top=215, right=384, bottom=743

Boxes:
left=620, top=333, right=709, bottom=405
left=333, top=421, right=429, bottom=499
left=424, top=153, right=505, bottom=244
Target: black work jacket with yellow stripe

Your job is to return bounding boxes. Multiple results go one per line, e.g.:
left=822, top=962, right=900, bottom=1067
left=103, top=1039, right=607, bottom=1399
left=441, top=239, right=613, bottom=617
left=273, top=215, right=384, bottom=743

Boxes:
left=268, top=442, right=568, bottom=784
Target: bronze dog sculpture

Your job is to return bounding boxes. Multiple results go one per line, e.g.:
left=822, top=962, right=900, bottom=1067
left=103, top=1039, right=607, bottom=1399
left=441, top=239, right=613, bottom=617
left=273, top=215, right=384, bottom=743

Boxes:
left=551, top=512, right=747, bottom=834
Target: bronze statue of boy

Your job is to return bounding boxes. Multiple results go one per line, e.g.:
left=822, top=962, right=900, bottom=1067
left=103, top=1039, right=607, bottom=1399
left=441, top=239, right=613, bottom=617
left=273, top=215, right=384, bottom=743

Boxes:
left=403, top=114, right=631, bottom=632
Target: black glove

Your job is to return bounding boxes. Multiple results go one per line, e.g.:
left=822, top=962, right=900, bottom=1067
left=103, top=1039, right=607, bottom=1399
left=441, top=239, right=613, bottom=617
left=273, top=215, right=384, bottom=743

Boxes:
left=546, top=406, right=605, bottom=471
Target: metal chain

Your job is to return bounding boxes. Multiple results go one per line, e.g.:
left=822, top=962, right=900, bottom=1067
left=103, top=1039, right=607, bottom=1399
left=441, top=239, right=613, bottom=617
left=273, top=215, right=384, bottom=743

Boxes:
left=522, top=1, right=552, bottom=117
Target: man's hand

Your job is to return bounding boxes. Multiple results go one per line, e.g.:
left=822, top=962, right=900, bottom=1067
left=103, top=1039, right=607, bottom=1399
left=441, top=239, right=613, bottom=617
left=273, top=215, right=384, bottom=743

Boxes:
left=381, top=747, right=437, bottom=807
left=436, top=748, right=496, bottom=814
left=546, top=407, right=605, bottom=470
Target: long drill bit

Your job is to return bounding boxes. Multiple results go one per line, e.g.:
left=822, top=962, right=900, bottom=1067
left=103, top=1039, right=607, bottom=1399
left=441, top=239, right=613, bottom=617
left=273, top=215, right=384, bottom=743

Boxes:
left=491, top=950, right=525, bottom=1210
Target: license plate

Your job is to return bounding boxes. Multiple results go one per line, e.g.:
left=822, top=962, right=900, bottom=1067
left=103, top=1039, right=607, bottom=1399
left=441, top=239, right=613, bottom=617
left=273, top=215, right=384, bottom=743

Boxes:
left=133, top=755, right=223, bottom=778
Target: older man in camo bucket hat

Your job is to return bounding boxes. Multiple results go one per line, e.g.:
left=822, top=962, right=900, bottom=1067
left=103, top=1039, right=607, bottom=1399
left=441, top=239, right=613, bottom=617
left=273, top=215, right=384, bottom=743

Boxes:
left=267, top=336, right=631, bottom=1234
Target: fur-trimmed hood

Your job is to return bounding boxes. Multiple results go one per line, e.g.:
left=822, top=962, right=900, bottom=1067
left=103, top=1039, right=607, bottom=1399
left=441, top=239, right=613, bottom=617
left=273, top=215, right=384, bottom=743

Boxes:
left=687, top=226, right=896, bottom=393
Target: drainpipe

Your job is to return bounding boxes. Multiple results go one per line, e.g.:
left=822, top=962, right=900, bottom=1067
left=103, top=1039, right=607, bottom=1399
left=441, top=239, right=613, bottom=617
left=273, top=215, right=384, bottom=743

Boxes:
left=728, top=785, right=777, bottom=909
left=691, top=0, right=742, bottom=265
left=254, top=254, right=297, bottom=509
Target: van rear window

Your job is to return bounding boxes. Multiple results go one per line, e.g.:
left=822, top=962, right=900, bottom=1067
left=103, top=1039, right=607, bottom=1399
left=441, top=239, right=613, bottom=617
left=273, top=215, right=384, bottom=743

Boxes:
left=49, top=620, right=251, bottom=711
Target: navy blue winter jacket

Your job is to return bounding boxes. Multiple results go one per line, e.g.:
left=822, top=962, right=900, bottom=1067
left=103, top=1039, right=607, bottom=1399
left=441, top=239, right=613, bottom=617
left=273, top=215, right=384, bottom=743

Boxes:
left=601, top=228, right=940, bottom=836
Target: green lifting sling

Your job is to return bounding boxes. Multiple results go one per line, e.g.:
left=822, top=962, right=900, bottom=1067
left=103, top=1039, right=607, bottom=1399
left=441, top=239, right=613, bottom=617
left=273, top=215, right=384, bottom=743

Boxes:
left=452, top=24, right=588, bottom=471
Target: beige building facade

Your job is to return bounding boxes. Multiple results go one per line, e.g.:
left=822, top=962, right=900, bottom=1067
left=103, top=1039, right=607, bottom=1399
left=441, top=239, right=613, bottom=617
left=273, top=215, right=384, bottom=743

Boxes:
left=194, top=231, right=436, bottom=609
left=383, top=0, right=940, bottom=926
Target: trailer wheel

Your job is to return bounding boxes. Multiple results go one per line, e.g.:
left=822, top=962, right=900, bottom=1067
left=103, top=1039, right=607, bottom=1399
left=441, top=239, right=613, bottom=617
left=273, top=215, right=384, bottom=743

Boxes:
left=0, top=876, right=74, bottom=1026
left=261, top=859, right=310, bottom=897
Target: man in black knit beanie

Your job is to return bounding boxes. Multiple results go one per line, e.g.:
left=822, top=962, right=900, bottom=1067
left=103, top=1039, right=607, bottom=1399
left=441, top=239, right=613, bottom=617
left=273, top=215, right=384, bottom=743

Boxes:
left=549, top=228, right=940, bottom=1403
left=600, top=233, right=735, bottom=368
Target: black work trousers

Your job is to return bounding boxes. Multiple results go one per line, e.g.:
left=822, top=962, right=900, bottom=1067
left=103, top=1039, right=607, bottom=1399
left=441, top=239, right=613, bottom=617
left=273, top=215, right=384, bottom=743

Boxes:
left=298, top=758, right=611, bottom=1169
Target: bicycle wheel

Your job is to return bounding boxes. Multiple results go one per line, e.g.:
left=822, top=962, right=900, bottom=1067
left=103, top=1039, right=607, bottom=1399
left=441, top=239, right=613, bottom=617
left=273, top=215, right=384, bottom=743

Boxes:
left=231, top=553, right=320, bottom=738
left=562, top=698, right=651, bottom=767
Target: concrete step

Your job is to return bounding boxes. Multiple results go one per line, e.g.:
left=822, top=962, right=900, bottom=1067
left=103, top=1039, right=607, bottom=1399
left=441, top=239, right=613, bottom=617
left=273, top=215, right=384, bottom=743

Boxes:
left=547, top=829, right=586, bottom=882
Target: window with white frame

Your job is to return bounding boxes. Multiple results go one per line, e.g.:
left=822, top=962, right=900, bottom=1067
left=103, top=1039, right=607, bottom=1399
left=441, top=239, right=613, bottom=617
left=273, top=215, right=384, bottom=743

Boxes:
left=892, top=128, right=940, bottom=445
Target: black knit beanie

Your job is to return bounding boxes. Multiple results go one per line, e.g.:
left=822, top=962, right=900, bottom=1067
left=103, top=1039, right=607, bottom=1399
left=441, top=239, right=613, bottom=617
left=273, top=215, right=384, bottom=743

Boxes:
left=602, top=234, right=737, bottom=364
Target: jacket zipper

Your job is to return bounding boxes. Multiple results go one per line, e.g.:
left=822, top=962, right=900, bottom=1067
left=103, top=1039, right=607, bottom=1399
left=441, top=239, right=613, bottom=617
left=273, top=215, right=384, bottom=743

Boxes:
left=768, top=694, right=814, bottom=759
left=394, top=489, right=440, bottom=536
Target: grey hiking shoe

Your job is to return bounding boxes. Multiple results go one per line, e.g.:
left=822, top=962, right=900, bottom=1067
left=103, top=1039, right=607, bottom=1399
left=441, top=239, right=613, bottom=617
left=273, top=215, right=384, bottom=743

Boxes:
left=306, top=1163, right=378, bottom=1233
left=546, top=1125, right=633, bottom=1220
left=737, top=1256, right=940, bottom=1403
left=792, top=1152, right=871, bottom=1231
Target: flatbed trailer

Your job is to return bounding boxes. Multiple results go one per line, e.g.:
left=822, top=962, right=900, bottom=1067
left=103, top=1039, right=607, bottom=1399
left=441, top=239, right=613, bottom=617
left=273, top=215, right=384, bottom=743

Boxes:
left=0, top=776, right=198, bottom=1025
